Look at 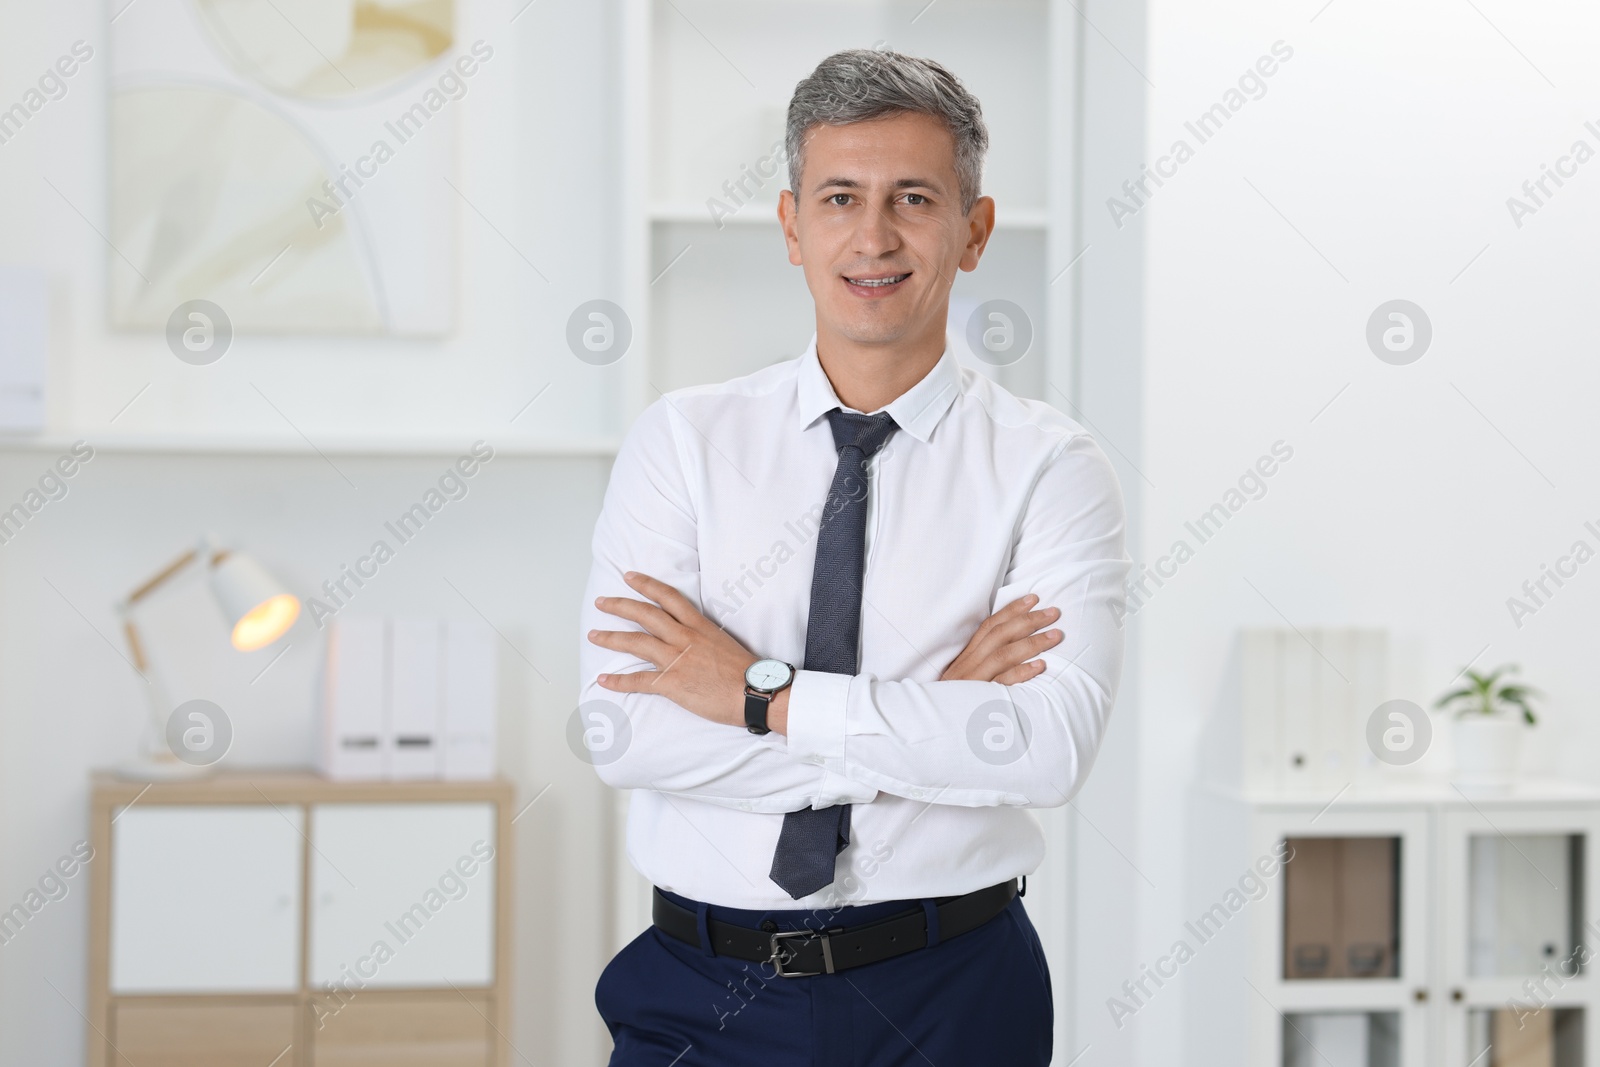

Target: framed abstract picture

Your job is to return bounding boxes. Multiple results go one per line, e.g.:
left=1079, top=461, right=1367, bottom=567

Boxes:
left=109, top=0, right=472, bottom=336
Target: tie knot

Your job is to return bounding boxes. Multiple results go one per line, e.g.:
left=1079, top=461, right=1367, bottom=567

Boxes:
left=826, top=408, right=898, bottom=458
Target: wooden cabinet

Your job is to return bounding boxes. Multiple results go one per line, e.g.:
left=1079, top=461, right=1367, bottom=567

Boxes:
left=111, top=806, right=303, bottom=993
left=113, top=1002, right=298, bottom=1067
left=88, top=772, right=514, bottom=1067
left=308, top=803, right=497, bottom=989
left=312, top=994, right=493, bottom=1067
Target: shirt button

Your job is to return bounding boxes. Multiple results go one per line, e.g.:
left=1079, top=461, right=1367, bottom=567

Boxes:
left=739, top=801, right=753, bottom=811
left=910, top=788, right=925, bottom=799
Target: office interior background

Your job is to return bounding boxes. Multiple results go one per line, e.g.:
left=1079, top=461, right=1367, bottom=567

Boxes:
left=2, top=0, right=1598, bottom=1064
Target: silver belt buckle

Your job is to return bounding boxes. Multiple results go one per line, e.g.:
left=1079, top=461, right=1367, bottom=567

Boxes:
left=769, top=928, right=835, bottom=977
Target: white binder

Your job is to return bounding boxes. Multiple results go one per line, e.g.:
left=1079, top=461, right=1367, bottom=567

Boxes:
left=388, top=616, right=442, bottom=779
left=441, top=620, right=497, bottom=780
left=318, top=615, right=387, bottom=780
left=0, top=266, right=47, bottom=432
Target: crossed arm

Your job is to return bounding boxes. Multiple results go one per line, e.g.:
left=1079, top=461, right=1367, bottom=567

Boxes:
left=575, top=399, right=1129, bottom=813
left=589, top=574, right=1061, bottom=735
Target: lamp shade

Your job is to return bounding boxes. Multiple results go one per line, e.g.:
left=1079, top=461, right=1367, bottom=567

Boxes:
left=209, top=551, right=300, bottom=651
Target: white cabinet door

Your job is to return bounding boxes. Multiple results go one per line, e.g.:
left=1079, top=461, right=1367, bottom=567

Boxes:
left=1248, top=806, right=1432, bottom=1067
left=308, top=803, right=496, bottom=989
left=111, top=805, right=303, bottom=993
left=1439, top=805, right=1600, bottom=1067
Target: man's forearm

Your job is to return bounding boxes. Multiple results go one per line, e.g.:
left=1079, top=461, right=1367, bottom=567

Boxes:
left=783, top=662, right=1120, bottom=809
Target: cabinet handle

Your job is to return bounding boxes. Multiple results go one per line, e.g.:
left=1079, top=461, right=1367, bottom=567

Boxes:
left=1413, top=988, right=1429, bottom=1003
left=1452, top=988, right=1464, bottom=1003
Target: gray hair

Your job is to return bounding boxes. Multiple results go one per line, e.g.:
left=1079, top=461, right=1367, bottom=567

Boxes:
left=786, top=49, right=989, bottom=216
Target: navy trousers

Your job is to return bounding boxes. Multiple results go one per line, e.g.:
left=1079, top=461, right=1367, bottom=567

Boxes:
left=595, top=887, right=1054, bottom=1066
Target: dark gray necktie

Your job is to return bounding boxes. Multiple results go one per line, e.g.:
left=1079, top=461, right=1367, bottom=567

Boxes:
left=769, top=407, right=899, bottom=900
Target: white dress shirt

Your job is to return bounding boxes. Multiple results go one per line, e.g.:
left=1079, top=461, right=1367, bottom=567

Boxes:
left=577, top=331, right=1129, bottom=910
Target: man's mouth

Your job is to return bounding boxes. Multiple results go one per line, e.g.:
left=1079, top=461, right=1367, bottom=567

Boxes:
left=843, top=272, right=911, bottom=294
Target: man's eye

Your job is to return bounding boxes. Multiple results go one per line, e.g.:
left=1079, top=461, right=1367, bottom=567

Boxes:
left=905, top=194, right=926, bottom=205
left=828, top=194, right=851, bottom=206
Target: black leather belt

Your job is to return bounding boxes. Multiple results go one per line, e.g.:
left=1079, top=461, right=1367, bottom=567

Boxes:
left=652, top=878, right=1019, bottom=978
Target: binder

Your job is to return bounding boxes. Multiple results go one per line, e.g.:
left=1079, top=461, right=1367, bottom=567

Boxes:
left=1470, top=834, right=1572, bottom=976
left=388, top=617, right=442, bottom=779
left=1282, top=1013, right=1367, bottom=1067
left=318, top=615, right=387, bottom=781
left=0, top=266, right=47, bottom=431
left=320, top=614, right=496, bottom=782
left=1240, top=629, right=1282, bottom=792
left=1313, top=628, right=1356, bottom=788
left=1284, top=837, right=1339, bottom=978
left=1284, top=836, right=1399, bottom=980
left=441, top=620, right=497, bottom=780
left=1236, top=626, right=1390, bottom=791
left=1494, top=1006, right=1553, bottom=1067
left=1340, top=837, right=1398, bottom=978
left=1281, top=633, right=1317, bottom=789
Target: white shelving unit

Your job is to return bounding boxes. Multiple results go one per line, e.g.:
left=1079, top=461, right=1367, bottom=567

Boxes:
left=1188, top=780, right=1600, bottom=1066
left=611, top=0, right=1085, bottom=1055
left=616, top=0, right=1082, bottom=420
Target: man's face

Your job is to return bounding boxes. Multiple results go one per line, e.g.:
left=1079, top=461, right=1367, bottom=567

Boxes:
left=780, top=110, right=992, bottom=349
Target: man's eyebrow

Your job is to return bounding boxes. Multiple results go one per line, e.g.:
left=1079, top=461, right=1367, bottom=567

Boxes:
left=811, top=176, right=947, bottom=194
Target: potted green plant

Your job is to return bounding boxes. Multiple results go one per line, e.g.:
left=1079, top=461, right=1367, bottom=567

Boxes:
left=1433, top=665, right=1540, bottom=785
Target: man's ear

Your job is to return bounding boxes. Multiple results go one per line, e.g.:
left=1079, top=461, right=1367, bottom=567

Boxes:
left=779, top=189, right=803, bottom=266
left=960, top=195, right=997, bottom=273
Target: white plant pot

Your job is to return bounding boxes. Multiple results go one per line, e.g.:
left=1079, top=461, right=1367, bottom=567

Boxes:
left=1451, top=715, right=1525, bottom=786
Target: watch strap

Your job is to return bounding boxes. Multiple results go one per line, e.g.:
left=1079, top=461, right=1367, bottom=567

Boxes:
left=744, top=688, right=772, bottom=735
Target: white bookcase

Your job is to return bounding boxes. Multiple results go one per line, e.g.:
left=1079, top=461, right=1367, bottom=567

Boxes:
left=608, top=0, right=1085, bottom=1055
left=615, top=0, right=1082, bottom=422
left=1187, top=781, right=1600, bottom=1066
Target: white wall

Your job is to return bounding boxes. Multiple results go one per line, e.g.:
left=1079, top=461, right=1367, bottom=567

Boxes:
left=1069, top=0, right=1149, bottom=1063
left=1130, top=1, right=1600, bottom=1063
left=0, top=448, right=617, bottom=1065
left=0, top=0, right=628, bottom=1062
left=1, top=0, right=624, bottom=444
left=20, top=0, right=1594, bottom=1063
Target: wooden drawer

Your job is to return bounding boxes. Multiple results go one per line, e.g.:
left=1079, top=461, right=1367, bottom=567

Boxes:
left=113, top=1001, right=297, bottom=1067
left=311, top=995, right=492, bottom=1067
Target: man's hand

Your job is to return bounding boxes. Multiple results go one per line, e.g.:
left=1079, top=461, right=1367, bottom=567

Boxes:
left=588, top=576, right=1061, bottom=734
left=588, top=571, right=756, bottom=728
left=939, top=594, right=1062, bottom=684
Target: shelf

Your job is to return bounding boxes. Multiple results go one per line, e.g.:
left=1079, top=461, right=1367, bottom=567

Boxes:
left=0, top=433, right=622, bottom=458
left=90, top=768, right=516, bottom=806
left=649, top=202, right=1051, bottom=229
left=620, top=0, right=1076, bottom=421
left=1199, top=777, right=1600, bottom=810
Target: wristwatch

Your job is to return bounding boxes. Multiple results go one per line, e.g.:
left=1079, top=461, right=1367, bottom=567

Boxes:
left=743, top=658, right=795, bottom=735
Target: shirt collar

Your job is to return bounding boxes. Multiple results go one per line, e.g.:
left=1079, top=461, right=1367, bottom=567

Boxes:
left=795, top=330, right=963, bottom=444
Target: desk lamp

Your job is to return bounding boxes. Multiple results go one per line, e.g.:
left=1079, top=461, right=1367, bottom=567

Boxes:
left=114, top=536, right=300, bottom=780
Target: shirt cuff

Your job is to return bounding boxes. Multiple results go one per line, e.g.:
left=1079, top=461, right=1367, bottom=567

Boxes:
left=784, top=668, right=852, bottom=770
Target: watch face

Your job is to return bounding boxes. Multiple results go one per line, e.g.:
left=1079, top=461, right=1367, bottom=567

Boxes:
left=745, top=658, right=792, bottom=691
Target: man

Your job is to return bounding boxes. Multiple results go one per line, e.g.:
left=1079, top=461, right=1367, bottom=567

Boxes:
left=580, top=48, right=1128, bottom=1066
